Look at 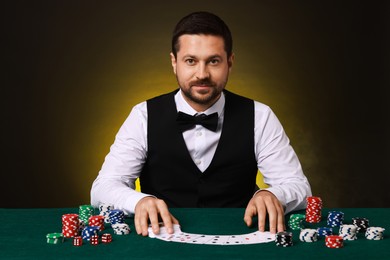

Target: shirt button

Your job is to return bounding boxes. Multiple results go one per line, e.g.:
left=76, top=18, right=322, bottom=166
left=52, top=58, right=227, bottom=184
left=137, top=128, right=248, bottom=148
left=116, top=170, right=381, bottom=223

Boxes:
left=195, top=159, right=201, bottom=165
left=196, top=131, right=202, bottom=137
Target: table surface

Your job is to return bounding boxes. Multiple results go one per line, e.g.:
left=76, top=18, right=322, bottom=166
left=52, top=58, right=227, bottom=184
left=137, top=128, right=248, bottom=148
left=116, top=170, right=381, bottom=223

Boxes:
left=0, top=207, right=389, bottom=259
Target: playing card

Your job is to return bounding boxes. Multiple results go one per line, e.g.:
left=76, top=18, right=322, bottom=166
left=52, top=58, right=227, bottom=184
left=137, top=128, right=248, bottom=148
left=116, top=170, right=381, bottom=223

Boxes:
left=240, top=231, right=275, bottom=244
left=148, top=223, right=182, bottom=241
left=185, top=234, right=215, bottom=244
left=205, top=235, right=231, bottom=245
left=224, top=234, right=244, bottom=245
left=169, top=232, right=202, bottom=243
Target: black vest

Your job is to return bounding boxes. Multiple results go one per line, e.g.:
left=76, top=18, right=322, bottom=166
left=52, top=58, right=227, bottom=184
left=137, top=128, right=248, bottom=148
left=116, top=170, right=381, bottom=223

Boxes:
left=140, top=90, right=258, bottom=207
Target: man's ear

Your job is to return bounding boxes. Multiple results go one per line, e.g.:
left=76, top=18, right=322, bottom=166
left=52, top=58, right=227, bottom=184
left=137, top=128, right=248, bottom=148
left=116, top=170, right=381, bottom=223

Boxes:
left=228, top=53, right=234, bottom=72
left=170, top=52, right=177, bottom=75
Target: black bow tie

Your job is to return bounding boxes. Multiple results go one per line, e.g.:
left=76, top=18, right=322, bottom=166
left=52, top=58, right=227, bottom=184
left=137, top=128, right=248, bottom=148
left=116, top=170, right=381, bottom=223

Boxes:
left=176, top=112, right=219, bottom=132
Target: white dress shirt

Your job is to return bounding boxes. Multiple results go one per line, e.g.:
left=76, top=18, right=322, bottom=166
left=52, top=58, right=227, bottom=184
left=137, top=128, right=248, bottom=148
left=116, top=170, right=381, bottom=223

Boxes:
left=91, top=90, right=312, bottom=214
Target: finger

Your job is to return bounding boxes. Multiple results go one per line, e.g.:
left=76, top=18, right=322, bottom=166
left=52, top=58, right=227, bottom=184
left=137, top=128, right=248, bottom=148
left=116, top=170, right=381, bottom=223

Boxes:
left=134, top=211, right=142, bottom=235
left=157, top=201, right=174, bottom=234
left=243, top=203, right=256, bottom=227
left=264, top=199, right=277, bottom=234
left=139, top=209, right=152, bottom=236
left=276, top=204, right=286, bottom=232
left=148, top=206, right=161, bottom=235
left=256, top=201, right=267, bottom=232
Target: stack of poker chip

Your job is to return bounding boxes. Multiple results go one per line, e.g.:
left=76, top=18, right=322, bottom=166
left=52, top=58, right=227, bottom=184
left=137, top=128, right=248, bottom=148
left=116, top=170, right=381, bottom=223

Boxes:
left=305, top=196, right=322, bottom=223
left=352, top=217, right=370, bottom=233
left=88, top=215, right=105, bottom=231
left=327, top=211, right=344, bottom=227
left=325, top=235, right=344, bottom=248
left=339, top=224, right=358, bottom=240
left=288, top=214, right=305, bottom=230
left=81, top=226, right=100, bottom=241
left=62, top=214, right=80, bottom=238
left=99, top=203, right=114, bottom=224
left=365, top=227, right=385, bottom=240
left=46, top=233, right=64, bottom=244
left=79, top=205, right=95, bottom=225
left=112, top=223, right=131, bottom=235
left=317, top=227, right=333, bottom=238
left=108, top=209, right=125, bottom=225
left=275, top=231, right=293, bottom=247
left=299, top=228, right=318, bottom=242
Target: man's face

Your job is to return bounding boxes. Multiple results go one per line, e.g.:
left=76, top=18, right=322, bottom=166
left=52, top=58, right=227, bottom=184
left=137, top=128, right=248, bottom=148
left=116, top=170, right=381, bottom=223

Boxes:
left=170, top=34, right=234, bottom=111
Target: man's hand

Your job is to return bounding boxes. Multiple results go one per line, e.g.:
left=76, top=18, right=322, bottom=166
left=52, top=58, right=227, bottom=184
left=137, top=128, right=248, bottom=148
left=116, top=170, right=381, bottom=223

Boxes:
left=243, top=190, right=285, bottom=234
left=134, top=196, right=179, bottom=236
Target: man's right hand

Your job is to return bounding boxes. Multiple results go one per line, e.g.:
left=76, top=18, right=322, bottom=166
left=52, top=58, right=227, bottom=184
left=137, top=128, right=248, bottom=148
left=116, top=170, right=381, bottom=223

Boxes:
left=134, top=196, right=179, bottom=236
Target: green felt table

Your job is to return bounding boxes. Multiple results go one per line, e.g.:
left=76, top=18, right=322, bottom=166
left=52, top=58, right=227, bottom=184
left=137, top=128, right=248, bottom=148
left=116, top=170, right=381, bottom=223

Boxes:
left=0, top=208, right=389, bottom=259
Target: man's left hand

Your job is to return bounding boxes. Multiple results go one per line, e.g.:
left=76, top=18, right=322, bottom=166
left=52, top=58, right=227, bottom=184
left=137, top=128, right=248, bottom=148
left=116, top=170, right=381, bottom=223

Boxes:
left=243, top=190, right=285, bottom=234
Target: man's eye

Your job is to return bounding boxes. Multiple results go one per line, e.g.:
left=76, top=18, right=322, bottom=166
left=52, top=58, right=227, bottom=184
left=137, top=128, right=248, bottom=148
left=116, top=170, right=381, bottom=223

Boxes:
left=209, top=59, right=220, bottom=65
left=185, top=59, right=195, bottom=65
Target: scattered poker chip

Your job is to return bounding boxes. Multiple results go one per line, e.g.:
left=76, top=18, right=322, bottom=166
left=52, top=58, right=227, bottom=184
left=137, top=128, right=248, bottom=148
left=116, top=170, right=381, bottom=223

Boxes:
left=352, top=217, right=370, bottom=233
left=305, top=196, right=322, bottom=223
left=299, top=228, right=318, bottom=242
left=275, top=231, right=293, bottom=247
left=46, top=233, right=64, bottom=244
left=288, top=214, right=305, bottom=230
left=339, top=224, right=357, bottom=241
left=365, top=227, right=385, bottom=240
left=327, top=211, right=344, bottom=227
left=325, top=235, right=343, bottom=248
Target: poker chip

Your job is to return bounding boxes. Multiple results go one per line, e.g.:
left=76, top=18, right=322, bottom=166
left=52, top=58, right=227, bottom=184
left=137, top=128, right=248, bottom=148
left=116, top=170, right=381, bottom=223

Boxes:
left=79, top=205, right=95, bottom=225
left=299, top=228, right=318, bottom=242
left=109, top=209, right=125, bottom=225
left=89, top=215, right=105, bottom=231
left=275, top=231, right=293, bottom=247
left=352, top=217, right=370, bottom=233
left=305, top=196, right=322, bottom=223
left=288, top=214, right=305, bottom=230
left=317, top=227, right=333, bottom=238
left=62, top=213, right=79, bottom=238
left=81, top=226, right=100, bottom=241
left=112, top=223, right=131, bottom=235
left=365, top=227, right=385, bottom=240
left=339, top=224, right=357, bottom=240
left=99, top=203, right=114, bottom=224
left=325, top=235, right=343, bottom=248
left=327, top=211, right=344, bottom=227
left=46, top=233, right=64, bottom=244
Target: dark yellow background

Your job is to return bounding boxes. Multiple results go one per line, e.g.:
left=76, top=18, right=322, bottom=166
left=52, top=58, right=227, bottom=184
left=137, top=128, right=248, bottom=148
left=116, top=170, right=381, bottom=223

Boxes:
left=3, top=0, right=389, bottom=208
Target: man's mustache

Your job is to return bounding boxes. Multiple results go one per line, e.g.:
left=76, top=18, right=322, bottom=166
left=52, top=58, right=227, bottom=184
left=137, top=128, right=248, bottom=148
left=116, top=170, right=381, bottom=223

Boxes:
left=189, top=79, right=215, bottom=87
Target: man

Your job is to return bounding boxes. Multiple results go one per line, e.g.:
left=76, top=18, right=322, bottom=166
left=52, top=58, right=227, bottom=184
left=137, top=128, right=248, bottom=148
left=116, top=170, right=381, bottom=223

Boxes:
left=91, top=11, right=311, bottom=237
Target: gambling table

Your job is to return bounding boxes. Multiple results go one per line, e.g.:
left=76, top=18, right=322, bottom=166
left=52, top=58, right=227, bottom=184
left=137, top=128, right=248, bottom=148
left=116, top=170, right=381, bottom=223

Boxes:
left=1, top=207, right=389, bottom=259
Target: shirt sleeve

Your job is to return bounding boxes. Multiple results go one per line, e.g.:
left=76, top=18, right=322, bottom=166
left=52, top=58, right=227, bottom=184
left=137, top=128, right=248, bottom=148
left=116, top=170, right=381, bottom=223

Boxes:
left=254, top=101, right=312, bottom=214
left=90, top=102, right=153, bottom=214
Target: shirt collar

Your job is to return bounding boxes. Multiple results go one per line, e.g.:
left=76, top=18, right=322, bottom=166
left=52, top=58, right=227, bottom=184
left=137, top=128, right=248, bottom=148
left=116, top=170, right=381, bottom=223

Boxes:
left=175, top=89, right=225, bottom=116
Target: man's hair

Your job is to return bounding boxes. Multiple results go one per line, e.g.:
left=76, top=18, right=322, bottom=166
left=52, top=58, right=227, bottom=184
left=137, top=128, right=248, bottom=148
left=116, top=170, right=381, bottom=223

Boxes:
left=171, top=11, right=233, bottom=58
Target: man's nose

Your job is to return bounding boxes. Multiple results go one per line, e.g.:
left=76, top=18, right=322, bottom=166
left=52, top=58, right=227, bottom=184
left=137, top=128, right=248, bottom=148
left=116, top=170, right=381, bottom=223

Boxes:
left=195, top=63, right=210, bottom=80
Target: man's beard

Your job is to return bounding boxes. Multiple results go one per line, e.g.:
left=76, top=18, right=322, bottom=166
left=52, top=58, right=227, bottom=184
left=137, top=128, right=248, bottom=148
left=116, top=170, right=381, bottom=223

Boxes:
left=179, top=78, right=226, bottom=106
